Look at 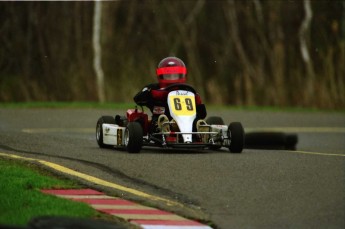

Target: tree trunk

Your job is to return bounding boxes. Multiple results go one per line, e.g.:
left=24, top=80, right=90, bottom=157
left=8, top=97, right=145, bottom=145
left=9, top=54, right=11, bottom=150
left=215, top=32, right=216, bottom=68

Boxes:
left=226, top=0, right=254, bottom=105
left=299, top=0, right=315, bottom=105
left=93, top=0, right=105, bottom=103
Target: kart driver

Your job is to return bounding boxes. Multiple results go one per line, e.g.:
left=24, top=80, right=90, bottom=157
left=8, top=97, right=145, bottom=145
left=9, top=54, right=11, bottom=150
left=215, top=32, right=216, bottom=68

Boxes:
left=133, top=56, right=207, bottom=133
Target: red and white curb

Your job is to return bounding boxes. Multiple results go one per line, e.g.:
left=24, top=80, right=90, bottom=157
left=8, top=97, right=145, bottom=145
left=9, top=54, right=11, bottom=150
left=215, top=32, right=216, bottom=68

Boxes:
left=41, top=189, right=212, bottom=229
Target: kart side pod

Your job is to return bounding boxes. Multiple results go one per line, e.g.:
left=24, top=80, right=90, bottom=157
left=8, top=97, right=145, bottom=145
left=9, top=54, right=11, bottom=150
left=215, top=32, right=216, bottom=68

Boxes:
left=102, top=124, right=126, bottom=146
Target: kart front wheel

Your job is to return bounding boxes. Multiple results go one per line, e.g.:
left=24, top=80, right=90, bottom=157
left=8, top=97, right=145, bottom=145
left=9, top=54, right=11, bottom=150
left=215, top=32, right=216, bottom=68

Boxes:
left=125, top=122, right=143, bottom=153
left=96, top=116, right=115, bottom=148
left=228, top=122, right=244, bottom=153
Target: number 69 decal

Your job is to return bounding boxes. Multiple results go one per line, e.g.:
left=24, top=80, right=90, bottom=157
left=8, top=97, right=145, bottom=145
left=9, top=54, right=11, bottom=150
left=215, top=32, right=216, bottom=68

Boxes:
left=169, top=95, right=196, bottom=116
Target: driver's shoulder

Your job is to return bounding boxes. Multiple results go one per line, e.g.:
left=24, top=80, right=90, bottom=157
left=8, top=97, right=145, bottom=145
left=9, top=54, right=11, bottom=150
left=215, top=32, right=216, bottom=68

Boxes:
left=146, top=83, right=160, bottom=90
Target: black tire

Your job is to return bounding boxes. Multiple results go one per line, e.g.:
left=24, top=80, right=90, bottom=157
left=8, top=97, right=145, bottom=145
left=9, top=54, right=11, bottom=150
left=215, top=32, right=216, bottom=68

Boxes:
left=96, top=116, right=115, bottom=148
left=206, top=116, right=224, bottom=150
left=285, top=134, right=298, bottom=150
left=206, top=116, right=224, bottom=125
left=125, top=122, right=143, bottom=153
left=228, top=122, right=244, bottom=153
left=244, top=132, right=298, bottom=150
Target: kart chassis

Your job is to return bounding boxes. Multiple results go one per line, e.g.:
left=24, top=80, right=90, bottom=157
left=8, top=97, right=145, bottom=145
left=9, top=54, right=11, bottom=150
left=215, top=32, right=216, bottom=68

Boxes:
left=96, top=85, right=244, bottom=153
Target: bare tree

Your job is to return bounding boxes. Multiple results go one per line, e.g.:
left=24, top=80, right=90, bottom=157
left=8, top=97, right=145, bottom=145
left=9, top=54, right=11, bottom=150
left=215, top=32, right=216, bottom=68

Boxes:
left=165, top=0, right=206, bottom=97
left=93, top=0, right=105, bottom=103
left=225, top=0, right=255, bottom=105
left=1, top=1, right=344, bottom=109
left=299, top=0, right=315, bottom=104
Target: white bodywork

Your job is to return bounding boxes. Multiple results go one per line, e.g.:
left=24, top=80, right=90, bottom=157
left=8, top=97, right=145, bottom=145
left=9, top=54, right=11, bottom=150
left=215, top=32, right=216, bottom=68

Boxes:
left=102, top=124, right=126, bottom=146
left=167, top=90, right=196, bottom=143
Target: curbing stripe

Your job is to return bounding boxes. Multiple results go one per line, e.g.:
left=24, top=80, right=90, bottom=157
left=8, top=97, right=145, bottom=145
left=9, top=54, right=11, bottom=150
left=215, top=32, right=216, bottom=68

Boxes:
left=99, top=209, right=174, bottom=215
left=41, top=189, right=103, bottom=195
left=92, top=204, right=155, bottom=210
left=42, top=189, right=212, bottom=228
left=0, top=152, right=212, bottom=228
left=131, top=219, right=205, bottom=226
left=72, top=198, right=136, bottom=205
left=110, top=214, right=186, bottom=221
left=56, top=194, right=117, bottom=199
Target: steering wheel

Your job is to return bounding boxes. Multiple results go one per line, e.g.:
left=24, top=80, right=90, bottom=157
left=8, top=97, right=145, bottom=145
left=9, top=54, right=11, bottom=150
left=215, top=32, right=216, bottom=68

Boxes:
left=162, top=83, right=197, bottom=94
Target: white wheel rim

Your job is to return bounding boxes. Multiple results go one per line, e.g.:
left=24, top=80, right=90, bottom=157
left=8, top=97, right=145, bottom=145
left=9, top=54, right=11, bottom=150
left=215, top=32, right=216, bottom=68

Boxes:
left=124, top=128, right=129, bottom=146
left=96, top=124, right=101, bottom=141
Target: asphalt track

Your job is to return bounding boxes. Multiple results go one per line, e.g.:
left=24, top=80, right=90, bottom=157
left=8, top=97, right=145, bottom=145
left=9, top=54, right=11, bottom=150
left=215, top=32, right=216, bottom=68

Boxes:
left=0, top=108, right=344, bottom=229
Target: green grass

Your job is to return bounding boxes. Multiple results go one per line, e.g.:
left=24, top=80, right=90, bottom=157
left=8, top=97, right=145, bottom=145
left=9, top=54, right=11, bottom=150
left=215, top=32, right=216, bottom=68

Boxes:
left=0, top=158, right=97, bottom=226
left=0, top=101, right=136, bottom=109
left=0, top=101, right=344, bottom=113
left=0, top=102, right=345, bottom=113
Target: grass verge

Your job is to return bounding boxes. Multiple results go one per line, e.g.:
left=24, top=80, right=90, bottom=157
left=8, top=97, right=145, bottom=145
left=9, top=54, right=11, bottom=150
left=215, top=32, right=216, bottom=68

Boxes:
left=0, top=101, right=136, bottom=109
left=0, top=158, right=128, bottom=227
left=0, top=101, right=344, bottom=113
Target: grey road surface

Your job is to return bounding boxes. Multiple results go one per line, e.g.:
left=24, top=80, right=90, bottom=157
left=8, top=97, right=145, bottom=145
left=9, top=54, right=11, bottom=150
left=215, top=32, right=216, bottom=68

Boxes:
left=0, top=108, right=344, bottom=229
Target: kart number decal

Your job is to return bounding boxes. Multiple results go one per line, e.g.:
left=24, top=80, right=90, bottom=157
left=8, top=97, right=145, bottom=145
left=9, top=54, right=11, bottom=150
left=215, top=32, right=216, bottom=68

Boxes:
left=117, top=129, right=122, bottom=145
left=169, top=95, right=196, bottom=116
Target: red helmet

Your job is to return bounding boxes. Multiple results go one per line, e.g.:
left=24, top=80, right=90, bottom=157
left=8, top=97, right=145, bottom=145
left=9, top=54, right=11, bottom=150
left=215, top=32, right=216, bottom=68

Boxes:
left=156, top=57, right=187, bottom=88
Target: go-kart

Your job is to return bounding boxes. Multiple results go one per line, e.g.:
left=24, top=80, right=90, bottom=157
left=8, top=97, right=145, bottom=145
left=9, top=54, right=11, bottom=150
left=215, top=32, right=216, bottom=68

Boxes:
left=96, top=84, right=244, bottom=153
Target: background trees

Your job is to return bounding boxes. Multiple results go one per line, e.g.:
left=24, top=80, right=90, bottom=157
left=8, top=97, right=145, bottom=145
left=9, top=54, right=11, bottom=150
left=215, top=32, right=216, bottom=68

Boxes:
left=0, top=0, right=344, bottom=109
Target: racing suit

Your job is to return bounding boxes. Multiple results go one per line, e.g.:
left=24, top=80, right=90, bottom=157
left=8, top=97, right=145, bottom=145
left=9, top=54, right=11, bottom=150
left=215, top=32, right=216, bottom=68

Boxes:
left=133, top=83, right=207, bottom=130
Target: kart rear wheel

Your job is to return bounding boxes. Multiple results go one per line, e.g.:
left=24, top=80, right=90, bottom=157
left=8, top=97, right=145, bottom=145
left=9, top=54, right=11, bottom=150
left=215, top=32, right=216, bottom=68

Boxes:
left=206, top=116, right=224, bottom=125
left=206, top=116, right=224, bottom=150
left=96, top=116, right=115, bottom=148
left=228, top=122, right=244, bottom=153
left=125, top=122, right=143, bottom=153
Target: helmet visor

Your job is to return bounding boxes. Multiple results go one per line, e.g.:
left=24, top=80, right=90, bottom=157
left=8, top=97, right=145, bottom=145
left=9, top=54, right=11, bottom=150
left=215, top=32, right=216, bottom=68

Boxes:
left=163, top=74, right=181, bottom=80
left=156, top=65, right=187, bottom=87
